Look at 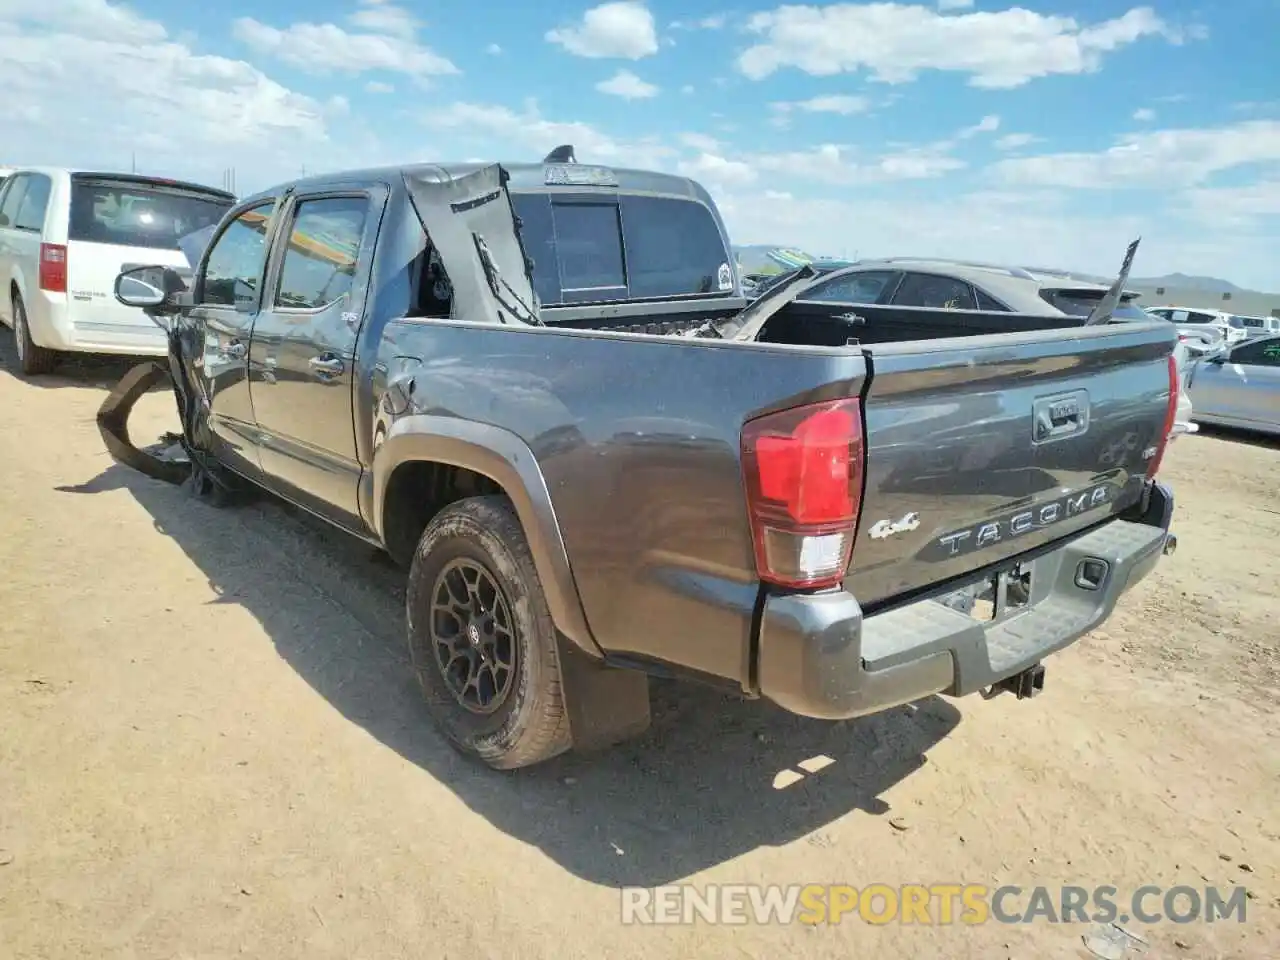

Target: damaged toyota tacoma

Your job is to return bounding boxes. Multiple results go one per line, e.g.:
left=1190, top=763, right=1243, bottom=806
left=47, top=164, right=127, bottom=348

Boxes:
left=101, top=153, right=1180, bottom=770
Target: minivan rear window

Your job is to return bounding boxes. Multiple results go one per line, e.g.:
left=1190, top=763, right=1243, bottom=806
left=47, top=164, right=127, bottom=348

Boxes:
left=69, top=177, right=233, bottom=251
left=510, top=192, right=733, bottom=305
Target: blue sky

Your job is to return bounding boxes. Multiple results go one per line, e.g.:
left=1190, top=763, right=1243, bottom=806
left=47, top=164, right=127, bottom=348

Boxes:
left=3, top=0, right=1279, bottom=289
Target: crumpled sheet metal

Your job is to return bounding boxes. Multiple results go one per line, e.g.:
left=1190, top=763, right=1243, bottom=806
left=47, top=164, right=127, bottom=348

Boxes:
left=96, top=360, right=192, bottom=486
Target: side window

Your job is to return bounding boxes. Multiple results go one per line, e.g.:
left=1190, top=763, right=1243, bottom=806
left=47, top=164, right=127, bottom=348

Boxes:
left=1188, top=312, right=1216, bottom=324
left=974, top=288, right=1009, bottom=312
left=14, top=174, right=51, bottom=232
left=804, top=270, right=897, bottom=304
left=1229, top=341, right=1280, bottom=367
left=1170, top=310, right=1189, bottom=323
left=199, top=202, right=275, bottom=307
left=0, top=175, right=28, bottom=228
left=274, top=196, right=368, bottom=310
left=892, top=273, right=978, bottom=311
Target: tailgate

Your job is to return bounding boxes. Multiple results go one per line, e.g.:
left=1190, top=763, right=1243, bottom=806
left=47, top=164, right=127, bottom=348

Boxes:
left=847, top=321, right=1176, bottom=608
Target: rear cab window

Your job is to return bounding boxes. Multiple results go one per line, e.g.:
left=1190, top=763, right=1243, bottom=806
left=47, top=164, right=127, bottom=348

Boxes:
left=510, top=184, right=734, bottom=307
left=69, top=175, right=233, bottom=251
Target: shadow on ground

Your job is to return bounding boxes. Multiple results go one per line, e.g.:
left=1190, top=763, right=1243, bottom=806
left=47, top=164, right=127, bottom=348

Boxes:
left=59, top=461, right=961, bottom=888
left=0, top=334, right=157, bottom=390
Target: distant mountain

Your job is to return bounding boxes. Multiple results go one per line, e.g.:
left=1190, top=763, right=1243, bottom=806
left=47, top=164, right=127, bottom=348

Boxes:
left=1129, top=273, right=1245, bottom=294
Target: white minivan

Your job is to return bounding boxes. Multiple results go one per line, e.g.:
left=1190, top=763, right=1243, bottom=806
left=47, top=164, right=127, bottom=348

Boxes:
left=0, top=167, right=234, bottom=374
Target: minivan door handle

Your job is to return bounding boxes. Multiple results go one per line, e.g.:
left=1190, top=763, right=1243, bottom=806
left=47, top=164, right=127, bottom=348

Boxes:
left=308, top=354, right=345, bottom=378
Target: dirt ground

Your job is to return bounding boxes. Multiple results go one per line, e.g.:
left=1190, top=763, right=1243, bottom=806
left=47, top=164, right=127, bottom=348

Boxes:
left=0, top=343, right=1276, bottom=960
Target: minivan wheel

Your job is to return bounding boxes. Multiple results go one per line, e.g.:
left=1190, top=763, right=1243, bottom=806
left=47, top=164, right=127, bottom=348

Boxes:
left=11, top=295, right=58, bottom=376
left=405, top=495, right=571, bottom=770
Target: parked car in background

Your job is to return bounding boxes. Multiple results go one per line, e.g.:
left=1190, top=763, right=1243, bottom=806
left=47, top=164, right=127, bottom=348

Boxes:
left=1185, top=335, right=1280, bottom=437
left=1236, top=314, right=1280, bottom=339
left=1144, top=306, right=1248, bottom=347
left=0, top=167, right=12, bottom=191
left=0, top=167, right=235, bottom=374
left=758, top=257, right=1196, bottom=437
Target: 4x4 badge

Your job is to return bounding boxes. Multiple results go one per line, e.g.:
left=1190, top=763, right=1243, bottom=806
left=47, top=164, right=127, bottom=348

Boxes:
left=868, top=512, right=921, bottom=540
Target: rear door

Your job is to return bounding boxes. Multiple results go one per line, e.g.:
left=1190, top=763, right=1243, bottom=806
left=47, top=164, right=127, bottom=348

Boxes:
left=247, top=186, right=387, bottom=528
left=848, top=322, right=1177, bottom=608
left=64, top=175, right=233, bottom=351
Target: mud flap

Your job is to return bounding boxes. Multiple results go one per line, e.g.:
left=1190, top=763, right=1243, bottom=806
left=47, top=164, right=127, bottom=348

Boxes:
left=96, top=361, right=192, bottom=486
left=554, top=633, right=652, bottom=753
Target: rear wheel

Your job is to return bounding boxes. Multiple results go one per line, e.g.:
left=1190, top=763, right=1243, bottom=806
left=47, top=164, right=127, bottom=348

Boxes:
left=405, top=495, right=570, bottom=770
left=11, top=294, right=58, bottom=376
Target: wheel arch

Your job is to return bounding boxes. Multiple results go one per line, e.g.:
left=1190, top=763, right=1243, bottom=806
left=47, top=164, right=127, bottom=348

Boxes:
left=370, top=415, right=601, bottom=659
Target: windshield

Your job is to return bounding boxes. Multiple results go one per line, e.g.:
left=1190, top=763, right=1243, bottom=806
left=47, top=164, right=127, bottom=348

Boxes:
left=69, top=176, right=232, bottom=251
left=510, top=192, right=733, bottom=305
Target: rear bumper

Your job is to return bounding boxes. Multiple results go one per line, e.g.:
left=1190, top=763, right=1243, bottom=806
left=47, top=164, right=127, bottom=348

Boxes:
left=756, top=483, right=1175, bottom=720
left=25, top=291, right=167, bottom=357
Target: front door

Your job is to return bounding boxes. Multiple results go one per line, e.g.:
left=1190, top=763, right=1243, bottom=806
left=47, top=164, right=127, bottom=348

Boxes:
left=248, top=187, right=386, bottom=528
left=184, top=199, right=281, bottom=478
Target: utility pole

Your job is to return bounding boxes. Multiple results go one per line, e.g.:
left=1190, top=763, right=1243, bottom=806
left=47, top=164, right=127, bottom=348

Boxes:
left=131, top=152, right=136, bottom=174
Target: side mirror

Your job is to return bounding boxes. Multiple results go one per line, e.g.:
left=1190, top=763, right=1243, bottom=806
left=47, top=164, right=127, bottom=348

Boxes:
left=114, top=265, right=184, bottom=316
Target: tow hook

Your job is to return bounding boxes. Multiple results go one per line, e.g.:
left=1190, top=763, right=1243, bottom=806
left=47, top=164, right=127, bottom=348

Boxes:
left=1163, top=532, right=1178, bottom=556
left=982, top=662, right=1046, bottom=701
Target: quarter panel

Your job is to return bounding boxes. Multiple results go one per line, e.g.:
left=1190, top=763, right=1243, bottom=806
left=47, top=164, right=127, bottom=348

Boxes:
left=372, top=320, right=868, bottom=686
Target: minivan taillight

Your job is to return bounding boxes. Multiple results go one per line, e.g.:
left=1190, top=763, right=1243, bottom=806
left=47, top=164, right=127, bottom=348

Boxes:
left=741, top=397, right=865, bottom=589
left=39, top=243, right=67, bottom=293
left=1146, top=353, right=1179, bottom=479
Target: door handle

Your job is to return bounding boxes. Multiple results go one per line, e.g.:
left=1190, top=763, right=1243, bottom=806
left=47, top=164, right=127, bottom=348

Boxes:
left=224, top=340, right=247, bottom=360
left=308, top=354, right=345, bottom=378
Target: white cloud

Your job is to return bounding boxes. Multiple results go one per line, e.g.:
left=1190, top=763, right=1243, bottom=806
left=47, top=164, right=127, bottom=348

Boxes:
left=772, top=94, right=872, bottom=116
left=670, top=14, right=728, bottom=30
left=679, top=132, right=722, bottom=152
left=737, top=3, right=1190, bottom=88
left=546, top=2, right=658, bottom=59
left=595, top=69, right=659, bottom=99
left=958, top=114, right=1000, bottom=138
left=996, top=119, right=1280, bottom=189
left=486, top=43, right=503, bottom=55
left=0, top=0, right=359, bottom=189
left=232, top=4, right=458, bottom=81
left=1182, top=180, right=1280, bottom=225
left=348, top=0, right=420, bottom=39
left=365, top=80, right=395, bottom=93
left=677, top=152, right=758, bottom=190
left=994, top=133, right=1041, bottom=151
left=1133, top=107, right=1156, bottom=122
left=421, top=100, right=674, bottom=169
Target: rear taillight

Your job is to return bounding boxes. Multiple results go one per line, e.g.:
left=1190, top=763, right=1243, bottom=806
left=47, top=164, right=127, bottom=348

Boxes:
left=741, top=397, right=865, bottom=589
left=1146, top=353, right=1179, bottom=479
left=39, top=243, right=67, bottom=293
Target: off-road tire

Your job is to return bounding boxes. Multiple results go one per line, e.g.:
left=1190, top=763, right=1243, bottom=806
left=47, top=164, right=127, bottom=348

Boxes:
left=11, top=294, right=58, bottom=376
left=406, top=495, right=571, bottom=770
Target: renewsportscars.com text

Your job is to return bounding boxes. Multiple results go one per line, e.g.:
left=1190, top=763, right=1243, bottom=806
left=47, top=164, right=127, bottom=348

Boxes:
left=620, top=884, right=1249, bottom=926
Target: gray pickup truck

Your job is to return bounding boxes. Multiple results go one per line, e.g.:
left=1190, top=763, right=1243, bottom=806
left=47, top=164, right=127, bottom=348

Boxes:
left=101, top=154, right=1180, bottom=770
